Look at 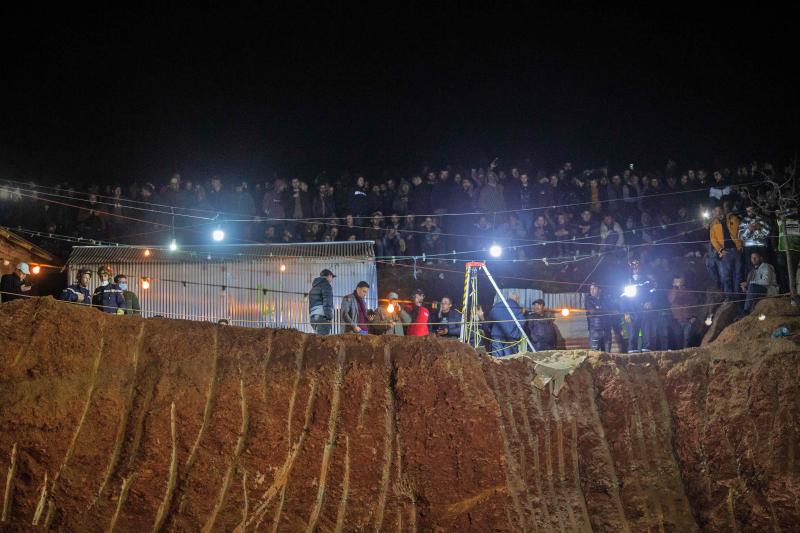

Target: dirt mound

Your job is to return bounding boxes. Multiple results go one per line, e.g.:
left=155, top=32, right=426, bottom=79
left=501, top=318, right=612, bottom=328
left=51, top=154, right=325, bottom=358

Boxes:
left=0, top=297, right=799, bottom=531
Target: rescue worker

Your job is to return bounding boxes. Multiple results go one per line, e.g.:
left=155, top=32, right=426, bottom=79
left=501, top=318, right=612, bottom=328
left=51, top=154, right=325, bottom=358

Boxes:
left=585, top=282, right=611, bottom=351
left=60, top=269, right=92, bottom=305
left=488, top=292, right=525, bottom=356
left=407, top=288, right=431, bottom=336
left=115, top=274, right=141, bottom=315
left=308, top=269, right=335, bottom=334
left=433, top=296, right=463, bottom=338
left=92, top=266, right=126, bottom=314
left=525, top=298, right=557, bottom=351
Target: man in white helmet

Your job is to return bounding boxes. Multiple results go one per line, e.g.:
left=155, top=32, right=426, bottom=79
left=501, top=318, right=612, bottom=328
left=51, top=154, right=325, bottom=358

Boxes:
left=1, top=262, right=32, bottom=303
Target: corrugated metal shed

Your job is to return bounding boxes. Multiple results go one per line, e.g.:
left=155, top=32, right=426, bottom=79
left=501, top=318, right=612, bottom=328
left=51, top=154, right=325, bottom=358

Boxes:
left=66, top=242, right=377, bottom=332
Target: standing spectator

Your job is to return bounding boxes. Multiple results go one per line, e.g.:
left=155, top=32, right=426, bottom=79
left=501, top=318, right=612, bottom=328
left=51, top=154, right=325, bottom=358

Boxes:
left=208, top=176, right=234, bottom=214
left=667, top=275, right=696, bottom=349
left=478, top=173, right=506, bottom=213
left=115, top=274, right=141, bottom=315
left=433, top=296, right=462, bottom=338
left=92, top=266, right=126, bottom=314
left=709, top=205, right=743, bottom=301
left=408, top=175, right=431, bottom=215
left=400, top=215, right=419, bottom=256
left=530, top=215, right=552, bottom=257
left=741, top=251, right=778, bottom=314
left=1, top=263, right=32, bottom=303
left=552, top=213, right=574, bottom=257
left=585, top=282, right=611, bottom=351
left=406, top=288, right=430, bottom=336
left=738, top=205, right=770, bottom=274
left=391, top=181, right=411, bottom=216
left=338, top=214, right=362, bottom=241
left=524, top=298, right=557, bottom=351
left=312, top=183, right=336, bottom=219
left=575, top=210, right=598, bottom=245
left=600, top=214, right=625, bottom=248
left=60, top=269, right=92, bottom=305
left=340, top=281, right=371, bottom=334
left=308, top=269, right=335, bottom=335
left=261, top=179, right=287, bottom=220
left=371, top=291, right=411, bottom=335
left=606, top=174, right=628, bottom=215
left=488, top=292, right=525, bottom=356
left=348, top=176, right=371, bottom=220
left=380, top=228, right=405, bottom=257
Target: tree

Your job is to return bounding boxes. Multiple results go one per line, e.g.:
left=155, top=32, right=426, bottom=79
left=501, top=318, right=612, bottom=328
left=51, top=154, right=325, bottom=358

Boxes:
left=750, top=158, right=799, bottom=304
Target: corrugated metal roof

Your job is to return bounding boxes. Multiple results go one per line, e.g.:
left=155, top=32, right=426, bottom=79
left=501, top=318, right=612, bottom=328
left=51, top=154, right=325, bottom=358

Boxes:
left=66, top=241, right=375, bottom=264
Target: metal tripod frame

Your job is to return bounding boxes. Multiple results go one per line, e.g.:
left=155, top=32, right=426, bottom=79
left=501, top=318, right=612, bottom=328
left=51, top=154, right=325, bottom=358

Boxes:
left=459, top=261, right=534, bottom=352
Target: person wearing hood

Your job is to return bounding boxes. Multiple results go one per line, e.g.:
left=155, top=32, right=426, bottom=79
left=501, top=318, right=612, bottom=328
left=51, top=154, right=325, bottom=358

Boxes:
left=308, top=269, right=335, bottom=334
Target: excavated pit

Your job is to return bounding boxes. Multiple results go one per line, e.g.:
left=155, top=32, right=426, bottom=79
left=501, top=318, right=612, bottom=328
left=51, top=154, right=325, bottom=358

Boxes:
left=0, top=296, right=799, bottom=531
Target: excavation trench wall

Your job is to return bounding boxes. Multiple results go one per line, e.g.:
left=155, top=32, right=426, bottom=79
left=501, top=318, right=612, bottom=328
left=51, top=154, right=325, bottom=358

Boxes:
left=0, top=297, right=798, bottom=531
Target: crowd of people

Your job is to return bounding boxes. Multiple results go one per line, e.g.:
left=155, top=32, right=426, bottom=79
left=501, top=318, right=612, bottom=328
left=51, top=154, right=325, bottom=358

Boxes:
left=1, top=158, right=797, bottom=354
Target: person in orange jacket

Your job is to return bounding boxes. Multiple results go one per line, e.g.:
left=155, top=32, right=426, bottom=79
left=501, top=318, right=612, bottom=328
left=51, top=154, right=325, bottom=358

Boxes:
left=406, top=288, right=430, bottom=336
left=708, top=204, right=743, bottom=301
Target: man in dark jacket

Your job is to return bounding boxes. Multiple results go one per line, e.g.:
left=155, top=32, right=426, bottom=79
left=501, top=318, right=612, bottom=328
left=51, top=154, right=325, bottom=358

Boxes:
left=115, top=274, right=141, bottom=315
left=60, top=269, right=92, bottom=306
left=308, top=269, right=335, bottom=335
left=433, top=296, right=462, bottom=338
left=488, top=292, right=526, bottom=356
left=525, top=299, right=558, bottom=351
left=585, top=283, right=611, bottom=351
left=92, top=266, right=126, bottom=314
left=1, top=262, right=32, bottom=303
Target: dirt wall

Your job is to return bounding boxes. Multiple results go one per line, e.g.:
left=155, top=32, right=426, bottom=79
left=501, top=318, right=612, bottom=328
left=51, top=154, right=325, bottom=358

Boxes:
left=0, top=297, right=798, bottom=531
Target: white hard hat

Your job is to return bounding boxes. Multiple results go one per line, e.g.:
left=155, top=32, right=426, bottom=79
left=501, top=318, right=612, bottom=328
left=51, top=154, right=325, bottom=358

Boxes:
left=387, top=292, right=399, bottom=299
left=16, top=262, right=30, bottom=275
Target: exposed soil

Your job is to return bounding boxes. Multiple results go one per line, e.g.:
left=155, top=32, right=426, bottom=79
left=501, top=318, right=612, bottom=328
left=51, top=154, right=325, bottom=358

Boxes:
left=0, top=296, right=798, bottom=531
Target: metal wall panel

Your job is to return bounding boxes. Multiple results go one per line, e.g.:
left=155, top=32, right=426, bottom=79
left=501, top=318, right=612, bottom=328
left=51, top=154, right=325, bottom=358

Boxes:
left=67, top=243, right=377, bottom=333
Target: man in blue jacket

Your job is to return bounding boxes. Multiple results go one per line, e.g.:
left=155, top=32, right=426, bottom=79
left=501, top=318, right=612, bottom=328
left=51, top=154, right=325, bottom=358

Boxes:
left=92, top=266, right=126, bottom=314
left=60, top=269, right=92, bottom=305
left=433, top=296, right=463, bottom=338
left=488, top=292, right=525, bottom=356
left=308, top=269, right=335, bottom=335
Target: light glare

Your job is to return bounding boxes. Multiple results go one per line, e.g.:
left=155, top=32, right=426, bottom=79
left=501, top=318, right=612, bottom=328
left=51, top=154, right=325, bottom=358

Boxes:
left=489, top=244, right=503, bottom=258
left=623, top=285, right=638, bottom=298
left=212, top=229, right=225, bottom=241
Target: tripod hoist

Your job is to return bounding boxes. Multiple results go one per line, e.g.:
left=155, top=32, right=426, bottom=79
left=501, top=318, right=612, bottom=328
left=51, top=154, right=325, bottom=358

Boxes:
left=459, top=262, right=535, bottom=353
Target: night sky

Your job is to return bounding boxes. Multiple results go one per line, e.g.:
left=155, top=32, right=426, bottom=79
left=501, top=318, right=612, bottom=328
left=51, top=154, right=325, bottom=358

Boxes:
left=1, top=7, right=796, bottom=184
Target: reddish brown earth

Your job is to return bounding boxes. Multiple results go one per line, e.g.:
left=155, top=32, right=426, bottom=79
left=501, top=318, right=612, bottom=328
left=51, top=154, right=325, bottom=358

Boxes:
left=0, top=297, right=798, bottom=532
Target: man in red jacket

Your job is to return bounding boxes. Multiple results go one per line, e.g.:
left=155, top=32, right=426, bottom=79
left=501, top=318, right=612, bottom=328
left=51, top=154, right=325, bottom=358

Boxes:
left=407, top=288, right=430, bottom=336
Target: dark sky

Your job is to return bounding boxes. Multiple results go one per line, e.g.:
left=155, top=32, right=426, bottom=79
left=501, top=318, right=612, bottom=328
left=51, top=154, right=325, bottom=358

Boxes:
left=1, top=7, right=796, bottom=184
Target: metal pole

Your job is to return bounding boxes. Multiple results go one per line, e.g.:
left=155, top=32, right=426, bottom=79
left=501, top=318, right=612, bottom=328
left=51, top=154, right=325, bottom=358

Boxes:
left=481, top=264, right=534, bottom=352
left=460, top=263, right=471, bottom=343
